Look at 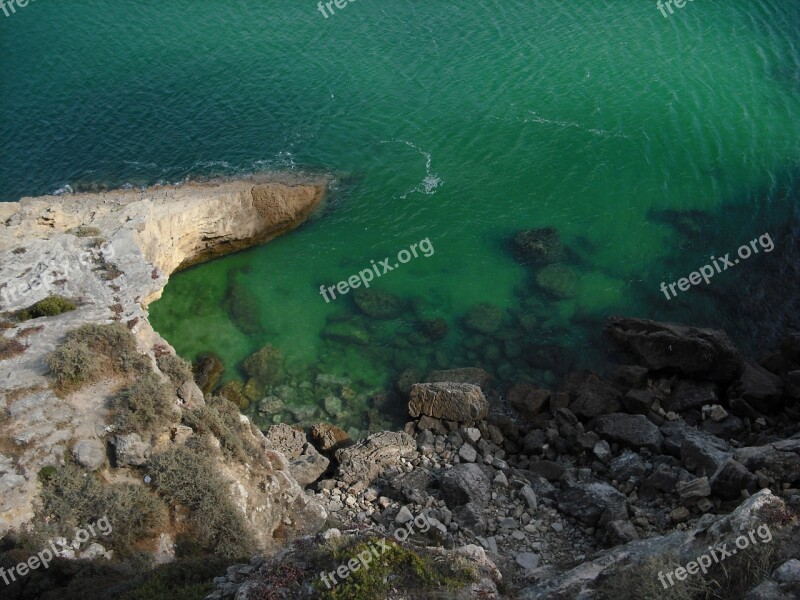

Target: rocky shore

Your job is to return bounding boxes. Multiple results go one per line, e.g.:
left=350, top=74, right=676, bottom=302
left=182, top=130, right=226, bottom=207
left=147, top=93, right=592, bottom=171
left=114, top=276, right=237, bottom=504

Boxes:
left=0, top=181, right=799, bottom=600
left=212, top=318, right=800, bottom=599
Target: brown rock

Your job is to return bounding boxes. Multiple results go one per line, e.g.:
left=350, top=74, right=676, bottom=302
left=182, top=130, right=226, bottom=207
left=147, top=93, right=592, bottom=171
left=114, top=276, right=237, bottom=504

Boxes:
left=408, top=382, right=489, bottom=423
left=310, top=423, right=352, bottom=453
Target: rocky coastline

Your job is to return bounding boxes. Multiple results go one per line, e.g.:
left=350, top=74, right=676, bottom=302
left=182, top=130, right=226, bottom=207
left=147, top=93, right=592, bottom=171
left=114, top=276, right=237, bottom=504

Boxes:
left=0, top=180, right=798, bottom=599
left=213, top=317, right=800, bottom=599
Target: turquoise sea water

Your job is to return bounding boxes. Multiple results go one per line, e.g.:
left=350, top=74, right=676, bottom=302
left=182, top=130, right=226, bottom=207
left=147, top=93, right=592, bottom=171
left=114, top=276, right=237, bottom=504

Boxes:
left=2, top=1, right=799, bottom=435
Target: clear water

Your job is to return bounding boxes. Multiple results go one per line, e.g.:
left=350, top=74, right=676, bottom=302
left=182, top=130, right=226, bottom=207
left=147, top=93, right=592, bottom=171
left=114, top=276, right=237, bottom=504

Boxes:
left=2, top=1, right=799, bottom=436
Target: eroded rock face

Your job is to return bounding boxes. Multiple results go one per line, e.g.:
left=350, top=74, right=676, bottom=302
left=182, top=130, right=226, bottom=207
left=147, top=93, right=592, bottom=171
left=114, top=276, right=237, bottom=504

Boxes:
left=264, top=424, right=329, bottom=486
left=0, top=177, right=327, bottom=542
left=408, top=382, right=489, bottom=423
left=605, top=317, right=743, bottom=383
left=335, top=431, right=417, bottom=484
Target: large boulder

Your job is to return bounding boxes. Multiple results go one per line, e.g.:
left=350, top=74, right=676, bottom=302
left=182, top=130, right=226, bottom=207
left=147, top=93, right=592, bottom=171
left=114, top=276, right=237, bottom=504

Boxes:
left=72, top=439, right=106, bottom=471
left=662, top=380, right=717, bottom=413
left=352, top=288, right=404, bottom=320
left=734, top=440, right=800, bottom=486
left=661, top=421, right=733, bottom=477
left=592, top=414, right=663, bottom=452
left=335, top=431, right=416, bottom=484
left=110, top=433, right=150, bottom=467
left=728, top=361, right=784, bottom=412
left=409, top=382, right=489, bottom=423
left=507, top=383, right=550, bottom=419
left=710, top=458, right=759, bottom=500
left=440, top=463, right=492, bottom=508
left=557, top=481, right=627, bottom=526
left=605, top=317, right=743, bottom=383
left=661, top=420, right=732, bottom=477
left=193, top=353, right=224, bottom=396
left=288, top=446, right=330, bottom=487
left=565, top=371, right=622, bottom=418
left=263, top=424, right=329, bottom=486
left=264, top=423, right=306, bottom=457
left=309, top=423, right=352, bottom=453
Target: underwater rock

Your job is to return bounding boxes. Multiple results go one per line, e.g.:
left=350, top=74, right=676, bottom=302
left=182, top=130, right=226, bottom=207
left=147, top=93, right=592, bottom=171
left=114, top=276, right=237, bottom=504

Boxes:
left=258, top=395, right=284, bottom=415
left=194, top=352, right=224, bottom=396
left=323, top=395, right=342, bottom=415
left=321, top=321, right=371, bottom=345
left=224, top=278, right=266, bottom=336
left=523, top=343, right=568, bottom=373
left=242, top=344, right=285, bottom=387
left=419, top=317, right=448, bottom=341
left=535, top=264, right=580, bottom=298
left=352, top=288, right=404, bottom=319
left=395, top=368, right=422, bottom=395
left=463, top=303, right=504, bottom=334
left=509, top=227, right=563, bottom=265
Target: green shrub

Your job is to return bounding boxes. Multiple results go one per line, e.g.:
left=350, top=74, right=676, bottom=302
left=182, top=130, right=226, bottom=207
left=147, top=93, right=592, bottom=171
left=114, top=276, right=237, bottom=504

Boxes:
left=312, top=537, right=476, bottom=600
left=241, top=344, right=284, bottom=387
left=37, top=465, right=58, bottom=483
left=16, top=295, right=77, bottom=321
left=147, top=445, right=257, bottom=559
left=69, top=225, right=103, bottom=238
left=181, top=397, right=258, bottom=463
left=46, top=338, right=100, bottom=390
left=113, top=372, right=177, bottom=433
left=156, top=353, right=193, bottom=388
left=46, top=323, right=148, bottom=393
left=39, top=459, right=168, bottom=558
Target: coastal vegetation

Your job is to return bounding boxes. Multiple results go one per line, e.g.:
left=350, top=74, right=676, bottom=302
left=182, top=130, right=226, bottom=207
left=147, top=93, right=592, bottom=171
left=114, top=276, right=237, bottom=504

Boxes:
left=45, top=322, right=147, bottom=393
left=13, top=295, right=76, bottom=322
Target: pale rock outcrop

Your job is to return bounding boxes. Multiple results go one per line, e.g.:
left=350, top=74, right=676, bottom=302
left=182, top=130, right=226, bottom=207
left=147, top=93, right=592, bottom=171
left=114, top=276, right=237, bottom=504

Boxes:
left=0, top=176, right=327, bottom=541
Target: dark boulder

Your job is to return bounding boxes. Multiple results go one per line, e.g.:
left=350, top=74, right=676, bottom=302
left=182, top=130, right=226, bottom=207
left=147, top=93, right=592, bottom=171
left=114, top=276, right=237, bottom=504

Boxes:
left=418, top=318, right=448, bottom=341
left=662, top=380, right=717, bottom=413
left=727, top=361, right=784, bottom=412
left=592, top=414, right=663, bottom=452
left=565, top=371, right=622, bottom=418
left=508, top=383, right=550, bottom=419
left=557, top=481, right=627, bottom=526
left=440, top=463, right=492, bottom=507
left=710, top=458, right=758, bottom=501
left=605, top=317, right=743, bottom=383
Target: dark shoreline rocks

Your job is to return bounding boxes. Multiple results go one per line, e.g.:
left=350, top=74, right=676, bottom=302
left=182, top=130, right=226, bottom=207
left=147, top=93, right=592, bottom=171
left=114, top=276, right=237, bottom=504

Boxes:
left=231, top=315, right=800, bottom=600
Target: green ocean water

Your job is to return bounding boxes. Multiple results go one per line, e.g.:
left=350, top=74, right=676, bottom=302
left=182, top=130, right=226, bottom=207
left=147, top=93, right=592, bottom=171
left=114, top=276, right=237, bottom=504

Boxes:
left=2, top=1, right=799, bottom=435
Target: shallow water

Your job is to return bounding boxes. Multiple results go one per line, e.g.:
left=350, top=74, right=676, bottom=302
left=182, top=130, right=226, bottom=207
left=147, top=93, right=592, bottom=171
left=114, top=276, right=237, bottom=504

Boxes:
left=2, top=1, right=799, bottom=436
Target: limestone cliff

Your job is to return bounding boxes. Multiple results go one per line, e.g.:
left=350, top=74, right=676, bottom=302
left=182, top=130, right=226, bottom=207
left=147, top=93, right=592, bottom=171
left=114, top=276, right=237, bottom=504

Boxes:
left=0, top=176, right=328, bottom=548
